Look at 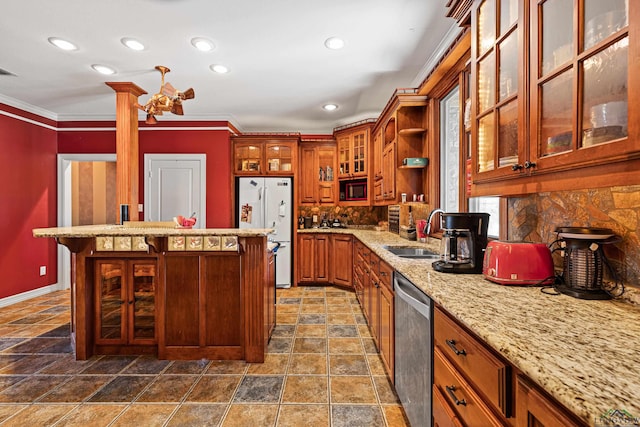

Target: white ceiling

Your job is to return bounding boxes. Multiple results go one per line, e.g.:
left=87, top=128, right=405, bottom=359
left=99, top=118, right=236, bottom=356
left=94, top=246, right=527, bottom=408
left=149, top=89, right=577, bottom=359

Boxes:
left=0, top=0, right=458, bottom=133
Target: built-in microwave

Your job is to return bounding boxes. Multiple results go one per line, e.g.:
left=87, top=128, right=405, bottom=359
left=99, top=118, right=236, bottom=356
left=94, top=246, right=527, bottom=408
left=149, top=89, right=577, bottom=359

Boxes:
left=343, top=181, right=367, bottom=201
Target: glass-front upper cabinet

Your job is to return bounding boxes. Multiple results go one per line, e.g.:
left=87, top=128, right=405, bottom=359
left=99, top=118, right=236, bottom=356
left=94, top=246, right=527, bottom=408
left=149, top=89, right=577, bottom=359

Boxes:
left=472, top=0, right=524, bottom=180
left=265, top=142, right=294, bottom=174
left=234, top=143, right=262, bottom=174
left=530, top=0, right=637, bottom=171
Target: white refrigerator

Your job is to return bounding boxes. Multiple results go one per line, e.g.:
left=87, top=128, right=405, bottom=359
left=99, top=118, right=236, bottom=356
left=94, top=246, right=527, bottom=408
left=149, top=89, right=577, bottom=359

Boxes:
left=236, top=177, right=293, bottom=288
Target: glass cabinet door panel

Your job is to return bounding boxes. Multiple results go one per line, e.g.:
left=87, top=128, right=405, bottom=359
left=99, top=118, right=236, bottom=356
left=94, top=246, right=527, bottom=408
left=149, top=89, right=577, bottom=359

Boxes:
left=478, top=113, right=496, bottom=172
left=318, top=150, right=335, bottom=182
left=236, top=145, right=261, bottom=172
left=478, top=0, right=496, bottom=56
left=581, top=38, right=628, bottom=147
left=266, top=145, right=292, bottom=172
left=541, top=0, right=574, bottom=76
left=354, top=133, right=366, bottom=174
left=338, top=138, right=349, bottom=175
left=540, top=70, right=573, bottom=156
left=584, top=0, right=628, bottom=51
left=500, top=0, right=518, bottom=35
left=498, top=100, right=518, bottom=167
left=478, top=52, right=496, bottom=113
left=98, top=262, right=124, bottom=340
left=132, top=262, right=156, bottom=340
left=499, top=31, right=518, bottom=101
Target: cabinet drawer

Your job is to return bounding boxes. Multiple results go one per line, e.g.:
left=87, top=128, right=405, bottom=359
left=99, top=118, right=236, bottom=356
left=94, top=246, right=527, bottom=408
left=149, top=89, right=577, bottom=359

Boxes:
left=433, top=383, right=463, bottom=427
left=378, top=259, right=393, bottom=289
left=434, top=348, right=505, bottom=427
left=434, top=307, right=511, bottom=417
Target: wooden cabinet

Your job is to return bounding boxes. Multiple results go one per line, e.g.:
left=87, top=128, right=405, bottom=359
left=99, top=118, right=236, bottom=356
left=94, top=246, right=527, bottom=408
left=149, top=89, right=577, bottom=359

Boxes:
left=297, top=233, right=330, bottom=283
left=232, top=135, right=298, bottom=175
left=95, top=259, right=157, bottom=347
left=335, top=122, right=372, bottom=205
left=161, top=253, right=243, bottom=359
left=516, top=375, right=588, bottom=427
left=299, top=143, right=337, bottom=205
left=377, top=259, right=394, bottom=378
left=233, top=141, right=263, bottom=174
left=373, top=92, right=428, bottom=205
left=352, top=238, right=394, bottom=377
left=266, top=249, right=276, bottom=340
left=335, top=122, right=372, bottom=179
left=330, top=234, right=352, bottom=287
left=470, top=0, right=640, bottom=196
left=434, top=306, right=514, bottom=425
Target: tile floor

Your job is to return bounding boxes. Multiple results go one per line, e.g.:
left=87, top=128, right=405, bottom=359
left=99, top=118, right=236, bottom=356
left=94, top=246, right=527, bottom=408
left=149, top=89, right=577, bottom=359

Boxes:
left=0, top=286, right=409, bottom=426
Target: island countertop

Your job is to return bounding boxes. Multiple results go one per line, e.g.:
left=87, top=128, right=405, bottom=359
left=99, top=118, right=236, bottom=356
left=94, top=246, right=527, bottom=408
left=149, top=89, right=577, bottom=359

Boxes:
left=299, top=228, right=640, bottom=424
left=33, top=224, right=274, bottom=238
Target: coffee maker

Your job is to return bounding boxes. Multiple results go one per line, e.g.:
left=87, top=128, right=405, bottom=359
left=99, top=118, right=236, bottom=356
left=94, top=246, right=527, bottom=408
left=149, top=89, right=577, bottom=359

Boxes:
left=432, top=212, right=490, bottom=274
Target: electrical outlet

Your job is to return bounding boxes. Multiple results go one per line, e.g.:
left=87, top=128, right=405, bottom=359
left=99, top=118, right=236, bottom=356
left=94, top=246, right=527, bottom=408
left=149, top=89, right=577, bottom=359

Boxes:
left=138, top=204, right=144, bottom=212
left=39, top=266, right=46, bottom=276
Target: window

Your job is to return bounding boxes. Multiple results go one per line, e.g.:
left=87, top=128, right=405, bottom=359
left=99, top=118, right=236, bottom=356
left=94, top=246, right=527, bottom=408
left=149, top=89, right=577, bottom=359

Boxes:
left=440, top=85, right=461, bottom=212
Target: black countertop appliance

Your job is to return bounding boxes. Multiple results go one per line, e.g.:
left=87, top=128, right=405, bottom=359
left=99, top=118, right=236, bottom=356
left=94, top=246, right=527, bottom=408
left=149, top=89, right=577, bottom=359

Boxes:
left=432, top=212, right=490, bottom=274
left=554, top=227, right=623, bottom=300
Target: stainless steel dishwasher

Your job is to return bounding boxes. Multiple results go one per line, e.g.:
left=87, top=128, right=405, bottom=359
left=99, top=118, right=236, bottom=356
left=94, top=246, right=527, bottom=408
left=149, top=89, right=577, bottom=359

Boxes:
left=394, top=272, right=433, bottom=427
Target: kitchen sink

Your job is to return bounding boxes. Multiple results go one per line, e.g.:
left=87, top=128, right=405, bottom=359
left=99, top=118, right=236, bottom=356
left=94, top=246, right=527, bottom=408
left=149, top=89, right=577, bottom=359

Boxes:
left=383, top=245, right=440, bottom=259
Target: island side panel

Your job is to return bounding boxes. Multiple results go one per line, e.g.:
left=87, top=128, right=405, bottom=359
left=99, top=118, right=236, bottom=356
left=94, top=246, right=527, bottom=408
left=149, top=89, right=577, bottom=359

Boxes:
left=203, top=254, right=242, bottom=347
left=242, top=236, right=268, bottom=363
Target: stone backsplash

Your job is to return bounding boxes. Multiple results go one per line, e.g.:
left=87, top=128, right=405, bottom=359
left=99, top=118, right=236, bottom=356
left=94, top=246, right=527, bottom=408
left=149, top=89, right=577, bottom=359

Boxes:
left=508, top=185, right=640, bottom=304
left=297, top=205, right=386, bottom=227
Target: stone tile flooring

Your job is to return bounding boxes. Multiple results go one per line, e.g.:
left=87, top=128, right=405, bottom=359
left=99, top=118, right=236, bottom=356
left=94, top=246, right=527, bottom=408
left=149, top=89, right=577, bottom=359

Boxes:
left=0, top=286, right=409, bottom=426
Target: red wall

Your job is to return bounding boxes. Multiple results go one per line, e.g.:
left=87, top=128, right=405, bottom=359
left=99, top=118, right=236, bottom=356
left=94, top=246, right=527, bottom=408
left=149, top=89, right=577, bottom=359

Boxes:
left=0, top=106, right=58, bottom=299
left=57, top=121, right=233, bottom=228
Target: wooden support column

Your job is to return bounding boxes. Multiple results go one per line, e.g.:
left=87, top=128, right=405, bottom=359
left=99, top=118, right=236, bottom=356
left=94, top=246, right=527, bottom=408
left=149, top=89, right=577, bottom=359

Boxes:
left=106, top=82, right=147, bottom=223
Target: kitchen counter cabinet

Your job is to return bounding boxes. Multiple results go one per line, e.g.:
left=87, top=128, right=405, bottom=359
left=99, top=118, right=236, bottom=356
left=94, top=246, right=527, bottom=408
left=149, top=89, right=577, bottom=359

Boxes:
left=33, top=226, right=274, bottom=362
left=297, top=228, right=640, bottom=424
left=434, top=306, right=511, bottom=423
left=516, top=375, right=587, bottom=427
left=297, top=233, right=330, bottom=283
left=329, top=234, right=352, bottom=287
left=94, top=259, right=157, bottom=351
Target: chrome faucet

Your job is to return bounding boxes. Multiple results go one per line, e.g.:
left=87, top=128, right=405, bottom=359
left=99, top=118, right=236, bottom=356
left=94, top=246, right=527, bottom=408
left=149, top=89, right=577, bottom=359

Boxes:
left=424, top=208, right=445, bottom=236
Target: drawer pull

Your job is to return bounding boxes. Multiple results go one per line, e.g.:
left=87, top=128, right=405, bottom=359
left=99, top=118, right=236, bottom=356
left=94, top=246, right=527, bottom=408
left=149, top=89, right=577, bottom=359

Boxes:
left=445, top=385, right=467, bottom=406
left=446, top=339, right=466, bottom=356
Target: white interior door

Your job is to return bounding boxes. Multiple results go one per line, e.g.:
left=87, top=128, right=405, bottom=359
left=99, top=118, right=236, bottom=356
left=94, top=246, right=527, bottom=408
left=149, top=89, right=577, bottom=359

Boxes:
left=145, top=154, right=206, bottom=228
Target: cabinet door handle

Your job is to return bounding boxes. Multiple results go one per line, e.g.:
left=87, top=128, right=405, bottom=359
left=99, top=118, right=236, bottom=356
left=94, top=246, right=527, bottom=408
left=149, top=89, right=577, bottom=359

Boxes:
left=446, top=339, right=467, bottom=356
left=445, top=385, right=467, bottom=406
left=128, top=300, right=134, bottom=305
left=511, top=164, right=523, bottom=171
left=524, top=160, right=536, bottom=169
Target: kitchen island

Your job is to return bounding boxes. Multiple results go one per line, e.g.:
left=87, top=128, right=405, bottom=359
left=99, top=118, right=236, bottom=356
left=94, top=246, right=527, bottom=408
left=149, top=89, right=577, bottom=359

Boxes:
left=33, top=224, right=275, bottom=363
left=299, top=228, right=640, bottom=425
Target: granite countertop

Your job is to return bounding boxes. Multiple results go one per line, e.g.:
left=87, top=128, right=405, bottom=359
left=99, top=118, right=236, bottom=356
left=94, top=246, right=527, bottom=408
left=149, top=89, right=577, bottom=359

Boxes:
left=300, top=228, right=640, bottom=424
left=33, top=224, right=274, bottom=238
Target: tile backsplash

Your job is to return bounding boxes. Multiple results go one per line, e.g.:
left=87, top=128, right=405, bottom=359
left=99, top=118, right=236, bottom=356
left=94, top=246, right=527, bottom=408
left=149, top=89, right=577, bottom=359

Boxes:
left=508, top=185, right=640, bottom=304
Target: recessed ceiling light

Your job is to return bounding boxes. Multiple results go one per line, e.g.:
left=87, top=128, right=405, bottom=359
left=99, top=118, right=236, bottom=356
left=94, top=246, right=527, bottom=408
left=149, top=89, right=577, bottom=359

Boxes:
left=191, top=37, right=215, bottom=52
left=324, top=37, right=345, bottom=50
left=48, top=37, right=77, bottom=51
left=91, top=64, right=116, bottom=75
left=323, top=104, right=338, bottom=111
left=210, top=64, right=229, bottom=74
left=121, top=37, right=145, bottom=51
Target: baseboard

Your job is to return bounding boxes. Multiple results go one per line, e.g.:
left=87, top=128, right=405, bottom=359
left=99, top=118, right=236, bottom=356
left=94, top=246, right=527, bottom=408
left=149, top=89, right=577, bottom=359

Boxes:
left=0, top=283, right=66, bottom=308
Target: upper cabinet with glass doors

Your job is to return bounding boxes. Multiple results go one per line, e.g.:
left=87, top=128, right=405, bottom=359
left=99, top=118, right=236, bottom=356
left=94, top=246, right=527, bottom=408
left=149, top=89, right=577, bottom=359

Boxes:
left=529, top=0, right=637, bottom=172
left=471, top=0, right=640, bottom=193
left=471, top=0, right=524, bottom=181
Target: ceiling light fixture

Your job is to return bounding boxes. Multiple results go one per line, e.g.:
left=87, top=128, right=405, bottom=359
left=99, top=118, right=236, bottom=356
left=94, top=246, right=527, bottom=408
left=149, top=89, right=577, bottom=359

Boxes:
left=324, top=37, right=345, bottom=50
left=323, top=104, right=338, bottom=111
left=191, top=37, right=215, bottom=52
left=91, top=64, right=116, bottom=75
left=121, top=37, right=145, bottom=51
left=48, top=37, right=78, bottom=51
left=210, top=64, right=229, bottom=74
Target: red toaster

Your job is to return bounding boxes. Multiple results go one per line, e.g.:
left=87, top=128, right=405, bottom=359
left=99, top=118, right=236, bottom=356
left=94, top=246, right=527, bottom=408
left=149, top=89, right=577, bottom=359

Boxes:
left=483, top=241, right=555, bottom=285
